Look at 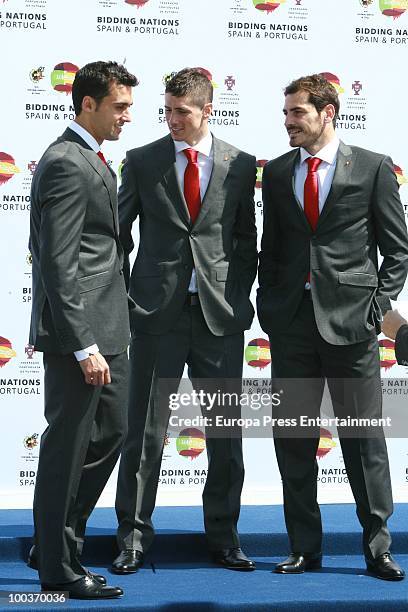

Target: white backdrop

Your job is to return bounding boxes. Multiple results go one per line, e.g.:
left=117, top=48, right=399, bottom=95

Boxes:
left=1, top=0, right=408, bottom=509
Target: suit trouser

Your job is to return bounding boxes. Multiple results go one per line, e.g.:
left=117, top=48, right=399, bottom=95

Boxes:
left=115, top=301, right=245, bottom=553
left=270, top=293, right=393, bottom=560
left=33, top=350, right=128, bottom=584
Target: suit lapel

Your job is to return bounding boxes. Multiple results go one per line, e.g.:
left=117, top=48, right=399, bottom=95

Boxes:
left=317, top=140, right=353, bottom=229
left=157, top=135, right=191, bottom=227
left=61, top=128, right=119, bottom=236
left=79, top=147, right=119, bottom=234
left=193, top=137, right=230, bottom=231
left=282, top=150, right=312, bottom=232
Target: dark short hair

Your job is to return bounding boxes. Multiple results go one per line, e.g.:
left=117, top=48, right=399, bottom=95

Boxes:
left=284, top=74, right=340, bottom=127
left=165, top=67, right=213, bottom=107
left=72, top=61, right=138, bottom=116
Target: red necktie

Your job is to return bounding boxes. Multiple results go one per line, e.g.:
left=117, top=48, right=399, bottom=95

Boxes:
left=304, top=157, right=322, bottom=284
left=304, top=157, right=322, bottom=231
left=183, top=148, right=201, bottom=223
left=97, top=150, right=107, bottom=166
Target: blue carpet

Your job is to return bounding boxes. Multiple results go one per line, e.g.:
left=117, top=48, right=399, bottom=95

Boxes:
left=0, top=505, right=407, bottom=610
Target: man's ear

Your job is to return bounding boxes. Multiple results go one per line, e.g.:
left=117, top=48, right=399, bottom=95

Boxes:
left=81, top=95, right=97, bottom=114
left=203, top=102, right=213, bottom=119
left=323, top=104, right=335, bottom=124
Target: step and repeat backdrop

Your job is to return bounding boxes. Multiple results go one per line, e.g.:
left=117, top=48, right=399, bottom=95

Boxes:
left=1, top=0, right=408, bottom=509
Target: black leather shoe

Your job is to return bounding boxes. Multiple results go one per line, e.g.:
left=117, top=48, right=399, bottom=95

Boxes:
left=366, top=553, right=405, bottom=581
left=112, top=549, right=144, bottom=574
left=84, top=571, right=107, bottom=586
left=27, top=546, right=107, bottom=585
left=27, top=546, right=39, bottom=570
left=212, top=547, right=255, bottom=571
left=41, top=575, right=123, bottom=599
left=274, top=552, right=322, bottom=574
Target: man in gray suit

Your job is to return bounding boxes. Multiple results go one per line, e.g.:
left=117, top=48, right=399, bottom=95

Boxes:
left=112, top=68, right=257, bottom=573
left=257, top=74, right=408, bottom=580
left=29, top=61, right=138, bottom=598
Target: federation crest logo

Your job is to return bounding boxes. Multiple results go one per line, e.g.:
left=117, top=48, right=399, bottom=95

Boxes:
left=245, top=338, right=271, bottom=369
left=379, top=338, right=397, bottom=370
left=316, top=428, right=336, bottom=459
left=360, top=0, right=373, bottom=6
left=51, top=62, right=79, bottom=95
left=352, top=80, right=363, bottom=95
left=176, top=428, right=206, bottom=460
left=319, top=72, right=345, bottom=94
left=23, top=433, right=39, bottom=451
left=0, top=153, right=20, bottom=186
left=125, top=0, right=149, bottom=5
left=224, top=75, right=236, bottom=91
left=26, top=252, right=33, bottom=266
left=253, top=0, right=286, bottom=12
left=256, top=160, right=268, bottom=189
left=0, top=337, right=17, bottom=368
left=25, top=344, right=36, bottom=360
left=394, top=164, right=408, bottom=187
left=28, top=161, right=38, bottom=175
left=379, top=0, right=408, bottom=18
left=29, top=67, right=45, bottom=84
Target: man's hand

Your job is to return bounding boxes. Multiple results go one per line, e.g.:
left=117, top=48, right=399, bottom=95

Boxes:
left=381, top=309, right=408, bottom=340
left=79, top=352, right=111, bottom=386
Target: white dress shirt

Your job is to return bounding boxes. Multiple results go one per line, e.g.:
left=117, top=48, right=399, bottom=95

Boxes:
left=69, top=121, right=100, bottom=361
left=173, top=131, right=214, bottom=293
left=294, top=136, right=340, bottom=211
left=69, top=120, right=101, bottom=154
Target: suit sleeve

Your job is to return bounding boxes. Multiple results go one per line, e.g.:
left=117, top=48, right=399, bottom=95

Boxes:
left=233, top=155, right=258, bottom=295
left=395, top=324, right=408, bottom=365
left=118, top=151, right=141, bottom=290
left=373, top=155, right=408, bottom=313
left=258, top=162, right=280, bottom=292
left=37, top=155, right=95, bottom=353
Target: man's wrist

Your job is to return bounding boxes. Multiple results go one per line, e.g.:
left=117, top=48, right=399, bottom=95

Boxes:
left=74, top=344, right=99, bottom=362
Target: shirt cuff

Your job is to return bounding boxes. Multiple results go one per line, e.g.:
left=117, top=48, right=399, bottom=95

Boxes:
left=74, top=344, right=99, bottom=362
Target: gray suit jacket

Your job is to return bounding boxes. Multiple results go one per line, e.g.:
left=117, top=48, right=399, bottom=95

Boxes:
left=29, top=128, right=130, bottom=355
left=257, top=141, right=408, bottom=345
left=119, top=133, right=257, bottom=336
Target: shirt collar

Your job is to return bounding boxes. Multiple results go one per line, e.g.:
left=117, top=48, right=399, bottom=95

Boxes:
left=69, top=121, right=101, bottom=153
left=300, top=135, right=340, bottom=166
left=173, top=131, right=213, bottom=158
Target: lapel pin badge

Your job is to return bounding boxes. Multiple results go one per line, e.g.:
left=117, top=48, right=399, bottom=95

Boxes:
left=224, top=154, right=229, bottom=161
left=345, top=160, right=351, bottom=166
